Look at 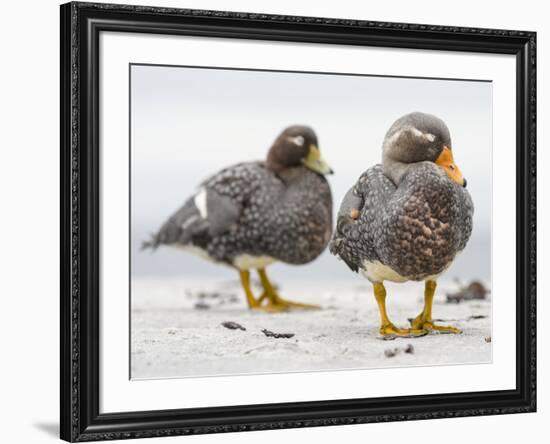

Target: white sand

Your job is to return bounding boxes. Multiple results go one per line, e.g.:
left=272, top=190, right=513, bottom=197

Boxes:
left=131, top=276, right=492, bottom=379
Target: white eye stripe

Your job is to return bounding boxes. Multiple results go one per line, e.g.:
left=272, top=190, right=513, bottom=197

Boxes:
left=410, top=127, right=424, bottom=138
left=410, top=127, right=435, bottom=142
left=389, top=127, right=436, bottom=144
left=288, top=135, right=305, bottom=146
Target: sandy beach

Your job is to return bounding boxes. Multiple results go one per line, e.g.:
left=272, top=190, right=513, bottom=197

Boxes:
left=131, top=276, right=492, bottom=379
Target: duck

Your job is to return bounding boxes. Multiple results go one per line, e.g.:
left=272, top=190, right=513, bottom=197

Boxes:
left=329, top=112, right=473, bottom=337
left=143, top=125, right=333, bottom=311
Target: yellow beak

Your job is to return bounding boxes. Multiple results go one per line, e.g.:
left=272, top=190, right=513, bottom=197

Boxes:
left=435, top=146, right=466, bottom=187
left=302, top=145, right=334, bottom=175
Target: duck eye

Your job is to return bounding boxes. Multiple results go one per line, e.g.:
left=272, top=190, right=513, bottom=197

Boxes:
left=449, top=165, right=455, bottom=171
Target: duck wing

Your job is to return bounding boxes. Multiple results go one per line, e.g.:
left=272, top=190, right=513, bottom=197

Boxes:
left=329, top=186, right=364, bottom=272
left=329, top=165, right=395, bottom=273
left=142, top=162, right=260, bottom=251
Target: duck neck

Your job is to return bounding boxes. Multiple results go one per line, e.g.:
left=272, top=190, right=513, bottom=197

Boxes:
left=382, top=153, right=410, bottom=186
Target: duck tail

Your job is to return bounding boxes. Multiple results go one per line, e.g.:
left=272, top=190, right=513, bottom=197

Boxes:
left=141, top=232, right=160, bottom=251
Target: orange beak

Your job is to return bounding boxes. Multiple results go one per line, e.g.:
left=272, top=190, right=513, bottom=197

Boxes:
left=435, top=146, right=466, bottom=187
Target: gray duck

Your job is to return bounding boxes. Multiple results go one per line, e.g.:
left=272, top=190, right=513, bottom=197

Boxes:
left=330, top=112, right=473, bottom=337
left=144, top=126, right=333, bottom=311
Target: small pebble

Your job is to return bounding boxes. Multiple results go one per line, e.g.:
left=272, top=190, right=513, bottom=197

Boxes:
left=384, top=348, right=398, bottom=358
left=468, top=315, right=488, bottom=320
left=485, top=336, right=492, bottom=343
left=194, top=302, right=210, bottom=310
left=384, top=344, right=415, bottom=358
left=221, top=321, right=246, bottom=331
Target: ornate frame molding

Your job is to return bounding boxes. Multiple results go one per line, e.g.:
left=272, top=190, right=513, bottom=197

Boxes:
left=60, top=2, right=536, bottom=441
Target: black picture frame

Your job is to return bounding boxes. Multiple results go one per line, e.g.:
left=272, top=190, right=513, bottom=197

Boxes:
left=60, top=2, right=537, bottom=442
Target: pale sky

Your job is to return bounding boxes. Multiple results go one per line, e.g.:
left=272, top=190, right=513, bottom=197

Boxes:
left=130, top=64, right=492, bottom=282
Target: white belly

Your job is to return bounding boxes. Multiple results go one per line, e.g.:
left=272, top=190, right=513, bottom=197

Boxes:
left=361, top=260, right=446, bottom=283
left=175, top=245, right=221, bottom=264
left=361, top=260, right=409, bottom=283
left=174, top=245, right=276, bottom=270
left=233, top=254, right=276, bottom=270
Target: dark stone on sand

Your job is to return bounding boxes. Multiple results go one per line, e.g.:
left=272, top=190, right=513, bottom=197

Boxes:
left=384, top=348, right=397, bottom=358
left=221, top=321, right=246, bottom=331
left=385, top=344, right=415, bottom=358
left=446, top=280, right=490, bottom=303
left=468, top=315, right=488, bottom=320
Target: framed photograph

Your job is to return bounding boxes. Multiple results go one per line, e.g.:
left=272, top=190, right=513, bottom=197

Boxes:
left=60, top=2, right=536, bottom=441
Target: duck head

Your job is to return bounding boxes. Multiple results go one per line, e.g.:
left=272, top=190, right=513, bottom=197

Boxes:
left=382, top=112, right=466, bottom=187
left=266, top=125, right=334, bottom=175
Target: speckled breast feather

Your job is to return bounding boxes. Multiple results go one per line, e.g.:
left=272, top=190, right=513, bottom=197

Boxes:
left=330, top=162, right=473, bottom=281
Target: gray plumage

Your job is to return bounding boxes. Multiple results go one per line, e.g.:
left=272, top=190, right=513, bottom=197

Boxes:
left=144, top=126, right=333, bottom=268
left=143, top=186, right=239, bottom=249
left=330, top=112, right=473, bottom=281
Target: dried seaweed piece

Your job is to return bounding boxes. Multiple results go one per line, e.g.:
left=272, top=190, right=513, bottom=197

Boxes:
left=404, top=344, right=414, bottom=354
left=261, top=329, right=295, bottom=339
left=221, top=321, right=246, bottom=331
left=446, top=280, right=490, bottom=303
